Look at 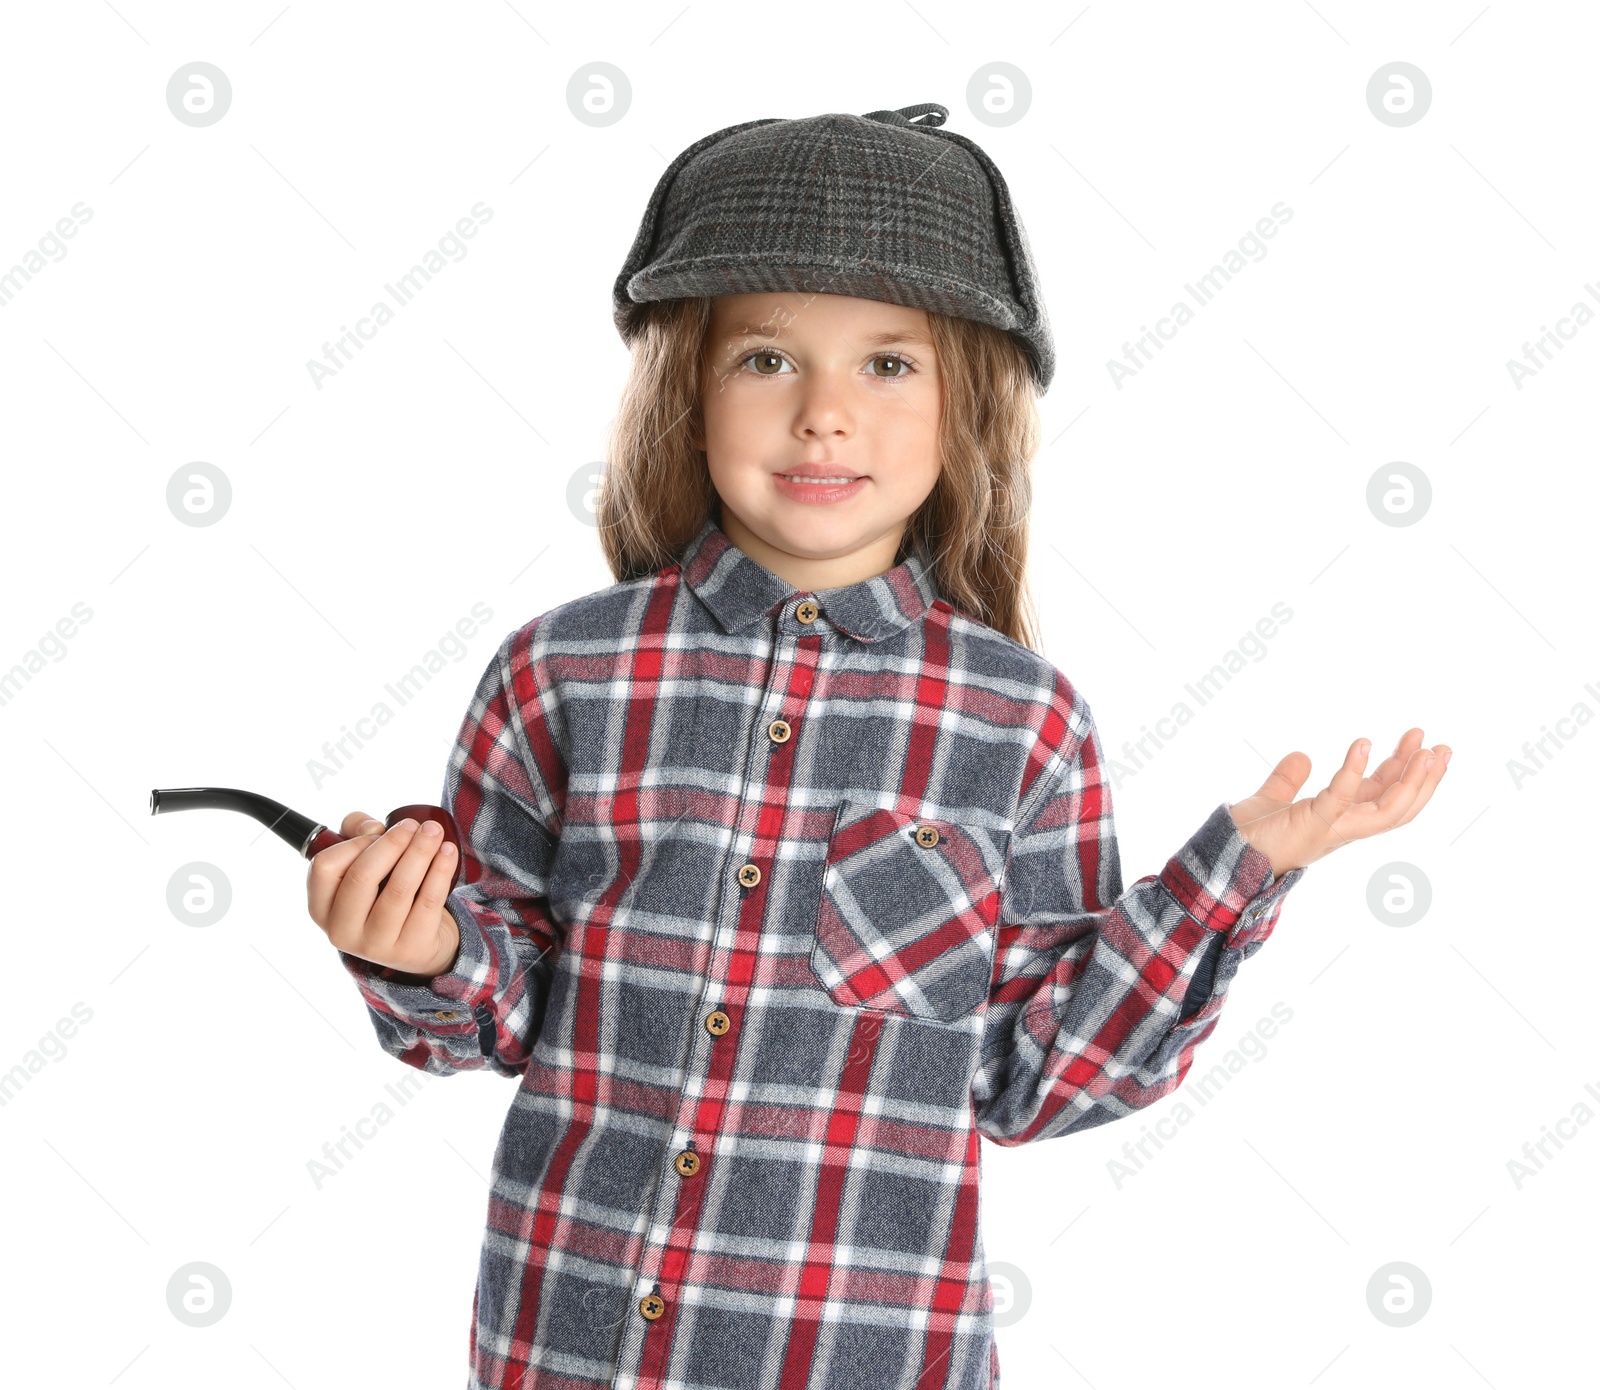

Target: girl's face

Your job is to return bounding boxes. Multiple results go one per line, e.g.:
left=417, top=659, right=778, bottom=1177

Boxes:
left=695, top=291, right=943, bottom=589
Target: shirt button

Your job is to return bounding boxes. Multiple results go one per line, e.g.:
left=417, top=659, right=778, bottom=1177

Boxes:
left=767, top=718, right=791, bottom=743
left=705, top=1009, right=731, bottom=1036
left=737, top=862, right=761, bottom=887
left=796, top=600, right=818, bottom=624
left=432, top=1010, right=461, bottom=1021
left=674, top=1149, right=701, bottom=1177
left=914, top=824, right=941, bottom=848
left=639, top=1293, right=666, bottom=1321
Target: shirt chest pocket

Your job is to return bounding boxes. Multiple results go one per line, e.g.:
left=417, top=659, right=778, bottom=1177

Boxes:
left=808, top=799, right=1009, bottom=1024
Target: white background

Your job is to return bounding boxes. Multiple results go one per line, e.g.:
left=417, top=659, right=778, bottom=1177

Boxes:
left=1, top=2, right=1593, bottom=1386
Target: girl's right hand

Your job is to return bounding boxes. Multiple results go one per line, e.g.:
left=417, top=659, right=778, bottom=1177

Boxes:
left=307, top=810, right=462, bottom=980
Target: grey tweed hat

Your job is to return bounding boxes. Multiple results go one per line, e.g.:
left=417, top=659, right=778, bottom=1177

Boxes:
left=611, top=101, right=1055, bottom=393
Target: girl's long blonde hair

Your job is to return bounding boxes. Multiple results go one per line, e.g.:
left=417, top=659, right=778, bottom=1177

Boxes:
left=597, top=295, right=1044, bottom=652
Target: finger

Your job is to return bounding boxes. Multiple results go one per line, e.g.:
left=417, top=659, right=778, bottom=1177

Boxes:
left=1322, top=738, right=1370, bottom=809
left=1387, top=744, right=1451, bottom=830
left=307, top=827, right=394, bottom=928
left=1364, top=744, right=1435, bottom=827
left=366, top=820, right=453, bottom=953
left=397, top=831, right=460, bottom=961
left=1300, top=738, right=1372, bottom=852
left=324, top=819, right=424, bottom=945
left=1228, top=751, right=1311, bottom=846
left=1362, top=729, right=1425, bottom=797
left=339, top=809, right=387, bottom=837
left=1249, top=750, right=1311, bottom=808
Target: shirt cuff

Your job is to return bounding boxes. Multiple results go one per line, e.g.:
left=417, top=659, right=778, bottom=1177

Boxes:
left=1157, top=802, right=1306, bottom=951
left=338, top=897, right=495, bottom=1031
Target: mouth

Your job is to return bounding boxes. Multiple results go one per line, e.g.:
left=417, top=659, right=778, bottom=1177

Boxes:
left=771, top=470, right=869, bottom=505
left=774, top=469, right=865, bottom=483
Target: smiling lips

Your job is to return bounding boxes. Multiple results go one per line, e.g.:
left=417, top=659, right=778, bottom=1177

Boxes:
left=772, top=470, right=868, bottom=504
left=778, top=468, right=864, bottom=482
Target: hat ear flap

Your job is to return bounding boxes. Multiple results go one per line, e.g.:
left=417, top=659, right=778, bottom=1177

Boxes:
left=923, top=128, right=1054, bottom=392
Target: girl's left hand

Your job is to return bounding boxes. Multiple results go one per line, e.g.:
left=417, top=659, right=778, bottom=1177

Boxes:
left=1228, top=728, right=1451, bottom=878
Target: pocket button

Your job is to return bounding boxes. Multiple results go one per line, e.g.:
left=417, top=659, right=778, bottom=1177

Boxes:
left=914, top=824, right=940, bottom=848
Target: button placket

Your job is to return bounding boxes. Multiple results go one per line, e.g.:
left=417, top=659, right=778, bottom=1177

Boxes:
left=624, top=612, right=806, bottom=1372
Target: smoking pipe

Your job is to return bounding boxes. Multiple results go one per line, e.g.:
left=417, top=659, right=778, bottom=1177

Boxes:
left=149, top=786, right=464, bottom=889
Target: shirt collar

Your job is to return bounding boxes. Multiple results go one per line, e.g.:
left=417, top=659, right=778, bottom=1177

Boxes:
left=676, top=517, right=942, bottom=643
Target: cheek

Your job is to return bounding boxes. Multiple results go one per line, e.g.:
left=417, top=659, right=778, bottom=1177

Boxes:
left=877, top=408, right=941, bottom=497
left=699, top=396, right=735, bottom=455
left=883, top=388, right=942, bottom=454
left=699, top=396, right=773, bottom=491
left=705, top=389, right=782, bottom=452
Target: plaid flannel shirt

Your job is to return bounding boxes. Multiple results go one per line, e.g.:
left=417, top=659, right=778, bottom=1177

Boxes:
left=341, top=517, right=1305, bottom=1390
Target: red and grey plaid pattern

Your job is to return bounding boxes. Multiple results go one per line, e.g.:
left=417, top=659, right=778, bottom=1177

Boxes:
left=340, top=517, right=1305, bottom=1389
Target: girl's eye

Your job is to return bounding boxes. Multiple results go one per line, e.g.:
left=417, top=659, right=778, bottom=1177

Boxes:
left=868, top=353, right=913, bottom=379
left=743, top=350, right=790, bottom=376
left=737, top=349, right=918, bottom=379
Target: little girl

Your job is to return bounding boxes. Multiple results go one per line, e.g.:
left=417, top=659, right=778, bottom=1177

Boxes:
left=307, top=101, right=1449, bottom=1390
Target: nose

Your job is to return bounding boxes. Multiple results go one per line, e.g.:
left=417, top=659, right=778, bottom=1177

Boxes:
left=793, top=365, right=856, bottom=439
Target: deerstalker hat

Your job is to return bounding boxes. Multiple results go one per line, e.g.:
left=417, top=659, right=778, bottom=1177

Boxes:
left=611, top=101, right=1055, bottom=393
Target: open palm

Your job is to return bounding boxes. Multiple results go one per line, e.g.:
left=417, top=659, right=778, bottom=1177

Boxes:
left=1229, top=727, right=1451, bottom=877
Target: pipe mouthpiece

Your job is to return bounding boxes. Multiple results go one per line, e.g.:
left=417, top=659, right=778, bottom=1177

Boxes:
left=149, top=786, right=322, bottom=856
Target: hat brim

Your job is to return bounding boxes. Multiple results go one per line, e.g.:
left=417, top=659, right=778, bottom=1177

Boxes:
left=623, top=257, right=1024, bottom=336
